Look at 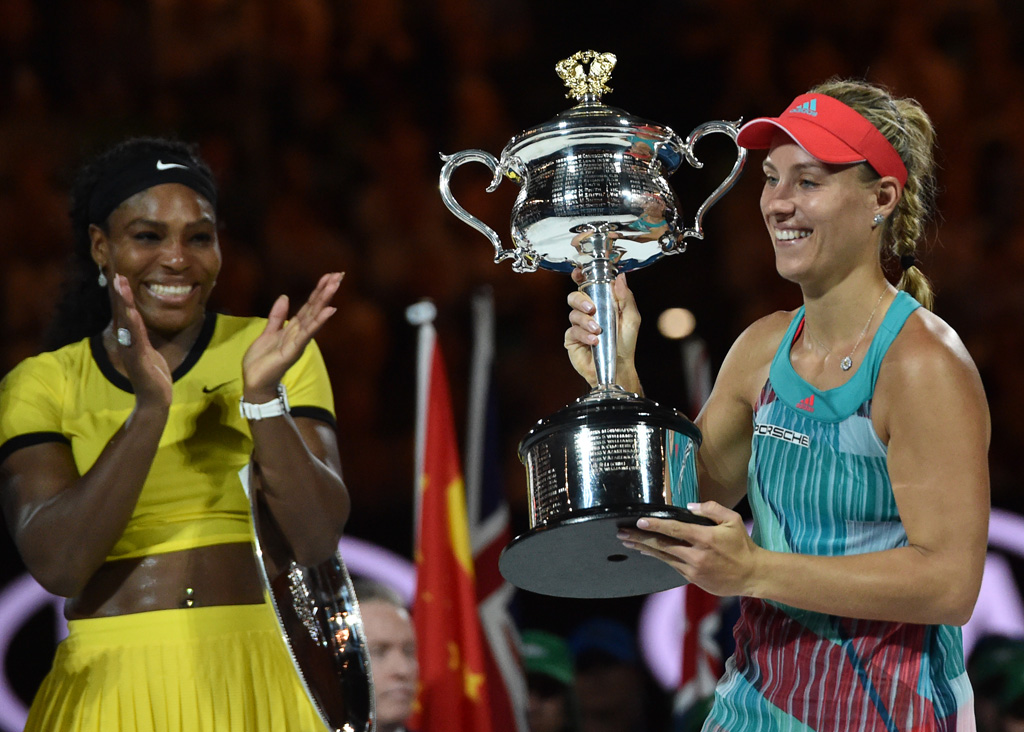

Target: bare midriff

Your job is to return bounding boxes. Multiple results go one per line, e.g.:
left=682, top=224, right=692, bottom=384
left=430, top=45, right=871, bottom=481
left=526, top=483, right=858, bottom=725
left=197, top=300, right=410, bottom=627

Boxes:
left=65, top=542, right=264, bottom=620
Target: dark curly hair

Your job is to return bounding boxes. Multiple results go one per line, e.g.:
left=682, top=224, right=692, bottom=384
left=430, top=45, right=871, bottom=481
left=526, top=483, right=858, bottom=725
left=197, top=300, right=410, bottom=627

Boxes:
left=44, top=137, right=217, bottom=350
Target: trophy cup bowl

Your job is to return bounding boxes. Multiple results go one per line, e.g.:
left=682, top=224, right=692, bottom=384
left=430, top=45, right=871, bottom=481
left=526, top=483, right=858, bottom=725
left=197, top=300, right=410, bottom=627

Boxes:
left=439, top=51, right=747, bottom=598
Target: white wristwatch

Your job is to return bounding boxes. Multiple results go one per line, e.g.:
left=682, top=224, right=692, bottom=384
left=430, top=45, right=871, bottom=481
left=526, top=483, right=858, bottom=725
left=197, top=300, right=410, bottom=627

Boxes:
left=239, top=384, right=290, bottom=420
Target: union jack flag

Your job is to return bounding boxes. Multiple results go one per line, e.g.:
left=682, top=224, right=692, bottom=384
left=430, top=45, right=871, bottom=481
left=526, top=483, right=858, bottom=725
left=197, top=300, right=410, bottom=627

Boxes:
left=465, top=288, right=528, bottom=732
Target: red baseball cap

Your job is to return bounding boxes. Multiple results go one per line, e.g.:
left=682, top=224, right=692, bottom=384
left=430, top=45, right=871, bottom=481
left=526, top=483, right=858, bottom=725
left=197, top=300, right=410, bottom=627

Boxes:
left=737, top=93, right=908, bottom=187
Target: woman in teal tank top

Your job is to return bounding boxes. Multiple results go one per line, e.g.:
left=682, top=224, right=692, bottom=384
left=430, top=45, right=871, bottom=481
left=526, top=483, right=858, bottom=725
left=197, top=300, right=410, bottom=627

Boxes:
left=564, top=80, right=990, bottom=731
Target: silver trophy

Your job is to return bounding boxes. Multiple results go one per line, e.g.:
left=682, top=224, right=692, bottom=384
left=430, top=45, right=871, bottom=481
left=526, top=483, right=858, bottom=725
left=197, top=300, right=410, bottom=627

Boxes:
left=439, top=51, right=746, bottom=598
left=242, top=464, right=375, bottom=732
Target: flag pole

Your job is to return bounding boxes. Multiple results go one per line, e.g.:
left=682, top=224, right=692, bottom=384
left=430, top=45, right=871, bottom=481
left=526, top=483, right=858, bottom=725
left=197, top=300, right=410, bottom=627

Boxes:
left=406, top=298, right=495, bottom=732
left=464, top=288, right=493, bottom=536
left=406, top=299, right=437, bottom=548
left=465, top=287, right=529, bottom=732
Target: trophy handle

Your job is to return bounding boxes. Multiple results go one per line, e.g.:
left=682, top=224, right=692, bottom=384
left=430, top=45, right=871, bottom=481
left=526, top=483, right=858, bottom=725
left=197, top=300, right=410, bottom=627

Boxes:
left=665, top=120, right=748, bottom=251
left=439, top=149, right=520, bottom=266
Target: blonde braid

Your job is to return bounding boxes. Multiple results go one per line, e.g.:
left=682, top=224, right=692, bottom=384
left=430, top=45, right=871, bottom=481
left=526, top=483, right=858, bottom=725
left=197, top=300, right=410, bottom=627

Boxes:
left=810, top=79, right=937, bottom=310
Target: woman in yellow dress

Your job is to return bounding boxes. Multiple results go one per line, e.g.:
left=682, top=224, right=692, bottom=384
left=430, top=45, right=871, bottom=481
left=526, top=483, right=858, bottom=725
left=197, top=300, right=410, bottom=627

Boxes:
left=0, top=137, right=349, bottom=731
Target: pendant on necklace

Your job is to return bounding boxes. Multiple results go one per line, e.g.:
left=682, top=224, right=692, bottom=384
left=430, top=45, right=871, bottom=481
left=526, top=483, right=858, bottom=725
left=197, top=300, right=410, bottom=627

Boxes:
left=840, top=356, right=853, bottom=371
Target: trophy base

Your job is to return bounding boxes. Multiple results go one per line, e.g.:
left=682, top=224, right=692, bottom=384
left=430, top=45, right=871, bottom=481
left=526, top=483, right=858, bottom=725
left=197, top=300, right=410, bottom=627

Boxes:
left=498, top=504, right=713, bottom=598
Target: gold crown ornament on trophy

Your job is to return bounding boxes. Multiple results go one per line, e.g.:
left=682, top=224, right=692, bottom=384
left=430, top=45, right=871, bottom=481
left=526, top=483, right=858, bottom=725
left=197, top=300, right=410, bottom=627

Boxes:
left=439, top=51, right=747, bottom=598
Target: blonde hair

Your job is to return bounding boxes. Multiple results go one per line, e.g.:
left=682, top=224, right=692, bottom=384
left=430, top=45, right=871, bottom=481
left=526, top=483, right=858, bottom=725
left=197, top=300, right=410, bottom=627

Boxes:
left=810, top=79, right=937, bottom=310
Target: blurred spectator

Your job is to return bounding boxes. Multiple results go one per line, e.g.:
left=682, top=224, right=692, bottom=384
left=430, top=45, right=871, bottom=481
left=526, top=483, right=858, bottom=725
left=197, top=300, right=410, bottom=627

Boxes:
left=568, top=618, right=657, bottom=732
left=521, top=629, right=580, bottom=732
left=352, top=579, right=418, bottom=732
left=671, top=695, right=715, bottom=732
left=968, top=634, right=1024, bottom=732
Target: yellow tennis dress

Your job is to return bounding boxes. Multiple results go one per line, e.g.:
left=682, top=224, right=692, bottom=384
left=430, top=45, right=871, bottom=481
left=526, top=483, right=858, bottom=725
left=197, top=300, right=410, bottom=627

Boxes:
left=0, top=313, right=335, bottom=732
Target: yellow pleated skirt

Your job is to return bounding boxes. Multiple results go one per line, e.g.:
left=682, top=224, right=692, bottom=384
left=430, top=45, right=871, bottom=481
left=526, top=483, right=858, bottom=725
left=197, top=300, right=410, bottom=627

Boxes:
left=24, top=603, right=326, bottom=732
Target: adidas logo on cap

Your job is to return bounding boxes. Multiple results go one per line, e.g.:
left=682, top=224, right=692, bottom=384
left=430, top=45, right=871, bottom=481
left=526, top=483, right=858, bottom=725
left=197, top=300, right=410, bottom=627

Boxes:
left=788, top=98, right=818, bottom=117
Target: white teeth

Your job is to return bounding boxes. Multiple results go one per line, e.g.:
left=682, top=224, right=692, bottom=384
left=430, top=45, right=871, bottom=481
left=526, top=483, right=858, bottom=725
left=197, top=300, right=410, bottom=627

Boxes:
left=775, top=229, right=812, bottom=241
left=147, top=283, right=193, bottom=297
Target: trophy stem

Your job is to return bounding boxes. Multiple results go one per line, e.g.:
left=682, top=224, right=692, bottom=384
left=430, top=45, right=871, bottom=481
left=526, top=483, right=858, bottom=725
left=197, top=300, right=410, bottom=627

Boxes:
left=580, top=250, right=620, bottom=390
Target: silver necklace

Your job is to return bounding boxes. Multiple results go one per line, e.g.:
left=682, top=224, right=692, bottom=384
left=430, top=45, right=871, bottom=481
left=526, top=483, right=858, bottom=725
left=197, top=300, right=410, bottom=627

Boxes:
left=804, top=288, right=888, bottom=371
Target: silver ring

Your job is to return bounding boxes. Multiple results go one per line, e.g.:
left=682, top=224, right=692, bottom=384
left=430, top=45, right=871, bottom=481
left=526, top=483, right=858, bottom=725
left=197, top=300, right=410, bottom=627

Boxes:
left=116, top=327, right=132, bottom=347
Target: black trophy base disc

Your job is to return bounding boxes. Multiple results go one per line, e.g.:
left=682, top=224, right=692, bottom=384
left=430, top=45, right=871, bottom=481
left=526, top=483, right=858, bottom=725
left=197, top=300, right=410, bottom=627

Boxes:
left=498, top=505, right=714, bottom=598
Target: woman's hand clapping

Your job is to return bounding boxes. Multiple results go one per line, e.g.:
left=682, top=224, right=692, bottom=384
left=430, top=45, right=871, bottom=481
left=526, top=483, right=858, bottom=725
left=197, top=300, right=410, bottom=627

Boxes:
left=242, top=272, right=343, bottom=401
left=111, top=274, right=173, bottom=409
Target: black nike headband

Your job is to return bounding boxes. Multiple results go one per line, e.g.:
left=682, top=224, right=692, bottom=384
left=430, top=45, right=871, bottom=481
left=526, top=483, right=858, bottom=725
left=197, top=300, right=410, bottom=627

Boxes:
left=87, top=152, right=218, bottom=225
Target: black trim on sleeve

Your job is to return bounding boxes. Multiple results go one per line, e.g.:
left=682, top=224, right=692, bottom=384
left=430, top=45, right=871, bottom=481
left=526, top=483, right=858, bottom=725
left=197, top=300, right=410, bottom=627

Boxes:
left=0, top=432, right=71, bottom=468
left=89, top=312, right=219, bottom=393
left=290, top=406, right=337, bottom=431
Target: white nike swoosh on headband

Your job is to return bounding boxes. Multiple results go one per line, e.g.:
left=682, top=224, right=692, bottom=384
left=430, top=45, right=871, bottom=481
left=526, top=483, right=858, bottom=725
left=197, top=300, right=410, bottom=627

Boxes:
left=156, top=160, right=188, bottom=171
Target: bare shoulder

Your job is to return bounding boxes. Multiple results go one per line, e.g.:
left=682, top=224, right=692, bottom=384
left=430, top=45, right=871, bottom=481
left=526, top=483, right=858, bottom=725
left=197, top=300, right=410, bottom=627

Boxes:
left=884, top=308, right=982, bottom=386
left=876, top=308, right=989, bottom=437
left=716, top=309, right=798, bottom=405
left=727, top=310, right=798, bottom=373
left=734, top=310, right=798, bottom=353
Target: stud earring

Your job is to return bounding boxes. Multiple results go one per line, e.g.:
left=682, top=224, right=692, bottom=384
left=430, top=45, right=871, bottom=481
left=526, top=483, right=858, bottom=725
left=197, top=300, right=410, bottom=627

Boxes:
left=97, top=268, right=108, bottom=287
left=873, top=213, right=885, bottom=227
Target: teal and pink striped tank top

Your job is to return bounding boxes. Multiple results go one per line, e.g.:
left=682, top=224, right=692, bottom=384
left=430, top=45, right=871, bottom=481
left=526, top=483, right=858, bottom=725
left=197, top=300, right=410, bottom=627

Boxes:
left=704, top=291, right=976, bottom=732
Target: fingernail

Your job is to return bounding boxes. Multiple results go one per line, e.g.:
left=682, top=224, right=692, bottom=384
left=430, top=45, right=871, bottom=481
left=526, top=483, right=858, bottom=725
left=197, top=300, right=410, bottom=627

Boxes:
left=636, top=518, right=650, bottom=529
left=587, top=320, right=600, bottom=333
left=616, top=530, right=628, bottom=539
left=687, top=503, right=701, bottom=511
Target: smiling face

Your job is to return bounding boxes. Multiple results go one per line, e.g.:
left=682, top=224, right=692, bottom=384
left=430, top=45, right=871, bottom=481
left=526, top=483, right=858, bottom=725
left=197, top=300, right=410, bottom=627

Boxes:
left=760, top=135, right=887, bottom=290
left=91, top=182, right=220, bottom=339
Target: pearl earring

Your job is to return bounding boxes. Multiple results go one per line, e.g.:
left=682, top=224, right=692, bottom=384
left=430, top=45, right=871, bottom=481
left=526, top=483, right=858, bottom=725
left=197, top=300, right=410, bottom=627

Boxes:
left=873, top=213, right=885, bottom=227
left=98, top=268, right=108, bottom=287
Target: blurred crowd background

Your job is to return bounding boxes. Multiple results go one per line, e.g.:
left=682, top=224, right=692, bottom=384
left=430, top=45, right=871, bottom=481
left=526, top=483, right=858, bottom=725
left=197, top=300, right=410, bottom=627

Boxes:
left=3, top=0, right=1024, bottom=729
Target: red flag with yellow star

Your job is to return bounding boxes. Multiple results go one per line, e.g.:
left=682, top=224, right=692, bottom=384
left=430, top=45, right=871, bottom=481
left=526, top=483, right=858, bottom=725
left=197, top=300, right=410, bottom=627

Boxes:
left=409, top=308, right=493, bottom=732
